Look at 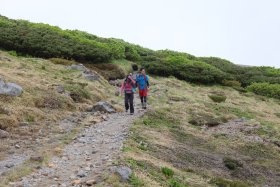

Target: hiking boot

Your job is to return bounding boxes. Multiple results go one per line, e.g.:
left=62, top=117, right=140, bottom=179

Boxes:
left=143, top=102, right=147, bottom=109
left=130, top=112, right=134, bottom=115
left=141, top=103, right=144, bottom=109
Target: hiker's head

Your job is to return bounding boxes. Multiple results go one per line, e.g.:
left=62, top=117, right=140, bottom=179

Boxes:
left=140, top=67, right=145, bottom=74
left=132, top=64, right=138, bottom=71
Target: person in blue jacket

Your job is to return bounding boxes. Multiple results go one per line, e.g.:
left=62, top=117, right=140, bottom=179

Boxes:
left=136, top=67, right=150, bottom=109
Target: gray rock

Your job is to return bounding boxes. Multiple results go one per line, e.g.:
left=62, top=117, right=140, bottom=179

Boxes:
left=83, top=73, right=99, bottom=81
left=0, top=129, right=9, bottom=139
left=82, top=69, right=100, bottom=81
left=77, top=170, right=86, bottom=178
left=56, top=85, right=65, bottom=93
left=86, top=179, right=97, bottom=186
left=112, top=166, right=132, bottom=182
left=15, top=144, right=20, bottom=149
left=67, top=64, right=87, bottom=71
left=0, top=80, right=23, bottom=96
left=0, top=56, right=11, bottom=62
left=5, top=163, right=14, bottom=168
left=91, top=101, right=116, bottom=113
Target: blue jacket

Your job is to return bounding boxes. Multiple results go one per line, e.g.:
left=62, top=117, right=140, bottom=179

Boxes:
left=136, top=74, right=149, bottom=90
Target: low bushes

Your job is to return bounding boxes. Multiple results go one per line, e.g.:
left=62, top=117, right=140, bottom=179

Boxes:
left=247, top=82, right=280, bottom=99
left=208, top=92, right=227, bottom=103
left=143, top=59, right=226, bottom=84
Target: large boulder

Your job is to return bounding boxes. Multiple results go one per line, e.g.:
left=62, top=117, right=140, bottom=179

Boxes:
left=0, top=80, right=23, bottom=96
left=91, top=101, right=116, bottom=113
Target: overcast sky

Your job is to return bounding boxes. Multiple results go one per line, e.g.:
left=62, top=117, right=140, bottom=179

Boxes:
left=1, top=0, right=280, bottom=67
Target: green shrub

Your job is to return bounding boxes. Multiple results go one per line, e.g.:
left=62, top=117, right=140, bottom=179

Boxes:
left=89, top=63, right=126, bottom=80
left=161, top=167, right=174, bottom=177
left=223, top=157, right=243, bottom=170
left=143, top=57, right=226, bottom=84
left=64, top=84, right=91, bottom=102
left=222, top=80, right=241, bottom=87
left=247, top=82, right=280, bottom=99
left=168, top=178, right=188, bottom=187
left=208, top=92, right=227, bottom=103
left=8, top=50, right=17, bottom=56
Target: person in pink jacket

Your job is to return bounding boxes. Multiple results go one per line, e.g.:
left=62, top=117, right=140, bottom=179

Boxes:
left=121, top=74, right=136, bottom=115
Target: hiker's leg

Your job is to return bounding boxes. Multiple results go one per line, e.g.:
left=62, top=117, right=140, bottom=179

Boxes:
left=130, top=93, right=134, bottom=114
left=142, top=89, right=147, bottom=109
left=124, top=93, right=129, bottom=111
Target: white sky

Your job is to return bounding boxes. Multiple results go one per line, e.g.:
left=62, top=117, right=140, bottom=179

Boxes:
left=1, top=0, right=280, bottom=67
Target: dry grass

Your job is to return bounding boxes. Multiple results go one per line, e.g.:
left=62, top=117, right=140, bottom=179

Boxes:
left=0, top=50, right=116, bottom=132
left=119, top=76, right=280, bottom=187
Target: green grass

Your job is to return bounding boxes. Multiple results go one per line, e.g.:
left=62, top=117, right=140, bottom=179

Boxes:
left=210, top=177, right=251, bottom=187
left=161, top=167, right=174, bottom=177
left=129, top=173, right=145, bottom=186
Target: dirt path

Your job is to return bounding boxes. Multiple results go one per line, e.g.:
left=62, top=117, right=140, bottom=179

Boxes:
left=6, top=98, right=145, bottom=187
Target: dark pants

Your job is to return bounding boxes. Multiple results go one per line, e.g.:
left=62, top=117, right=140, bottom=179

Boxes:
left=140, top=96, right=147, bottom=103
left=125, top=93, right=134, bottom=113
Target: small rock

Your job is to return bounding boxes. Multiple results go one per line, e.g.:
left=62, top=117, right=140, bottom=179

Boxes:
left=83, top=72, right=99, bottom=81
left=0, top=56, right=11, bottom=62
left=5, top=163, right=14, bottom=168
left=30, top=156, right=44, bottom=162
left=91, top=101, right=116, bottom=113
left=112, top=166, right=132, bottom=182
left=67, top=64, right=87, bottom=71
left=71, top=179, right=81, bottom=185
left=77, top=170, right=86, bottom=178
left=85, top=179, right=97, bottom=186
left=48, top=163, right=56, bottom=168
left=0, top=129, right=9, bottom=139
left=15, top=144, right=20, bottom=149
left=18, top=122, right=29, bottom=126
left=85, top=167, right=91, bottom=171
left=56, top=85, right=65, bottom=93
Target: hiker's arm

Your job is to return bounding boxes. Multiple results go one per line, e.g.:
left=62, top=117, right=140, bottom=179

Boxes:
left=120, top=82, right=125, bottom=95
left=128, top=76, right=135, bottom=84
left=146, top=75, right=150, bottom=88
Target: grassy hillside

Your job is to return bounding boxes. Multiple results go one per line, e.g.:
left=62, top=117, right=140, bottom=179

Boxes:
left=1, top=15, right=280, bottom=90
left=103, top=77, right=280, bottom=187
left=0, top=49, right=118, bottom=144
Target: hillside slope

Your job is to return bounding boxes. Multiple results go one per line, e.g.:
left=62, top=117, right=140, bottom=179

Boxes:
left=104, top=77, right=280, bottom=187
left=0, top=51, right=280, bottom=187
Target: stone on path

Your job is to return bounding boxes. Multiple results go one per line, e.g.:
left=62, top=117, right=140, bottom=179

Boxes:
left=91, top=101, right=116, bottom=113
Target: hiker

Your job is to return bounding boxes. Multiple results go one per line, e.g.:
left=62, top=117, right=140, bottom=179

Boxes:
left=131, top=64, right=139, bottom=81
left=136, top=67, right=149, bottom=109
left=121, top=74, right=136, bottom=114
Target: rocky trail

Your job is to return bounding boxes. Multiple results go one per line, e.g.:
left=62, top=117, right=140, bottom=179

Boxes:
left=1, top=98, right=145, bottom=187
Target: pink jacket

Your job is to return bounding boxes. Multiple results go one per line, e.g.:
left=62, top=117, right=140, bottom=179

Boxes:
left=121, top=76, right=135, bottom=94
